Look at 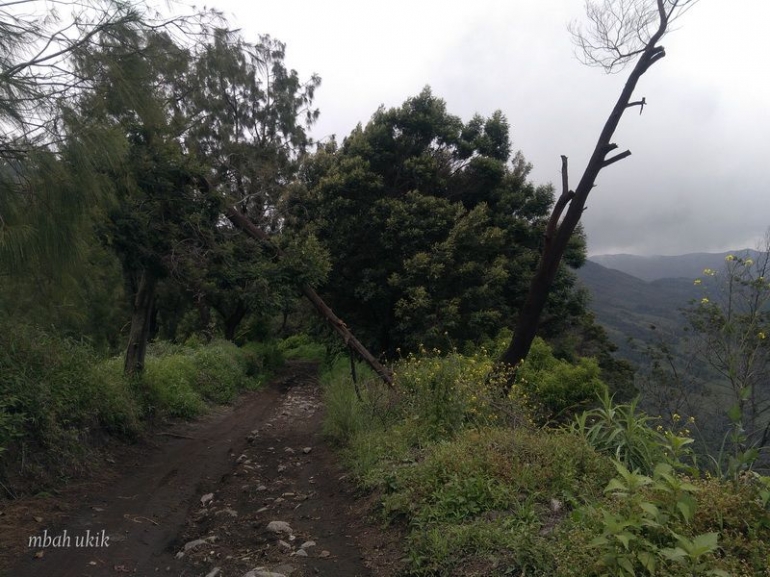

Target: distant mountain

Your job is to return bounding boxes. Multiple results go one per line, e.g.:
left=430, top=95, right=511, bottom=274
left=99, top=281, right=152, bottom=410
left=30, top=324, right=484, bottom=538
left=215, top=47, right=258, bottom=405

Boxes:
left=590, top=250, right=760, bottom=282
left=574, top=260, right=701, bottom=362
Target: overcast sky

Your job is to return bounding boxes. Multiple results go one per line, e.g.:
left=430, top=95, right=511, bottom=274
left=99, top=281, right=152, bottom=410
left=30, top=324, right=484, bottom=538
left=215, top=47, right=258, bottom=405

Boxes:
left=199, top=0, right=769, bottom=256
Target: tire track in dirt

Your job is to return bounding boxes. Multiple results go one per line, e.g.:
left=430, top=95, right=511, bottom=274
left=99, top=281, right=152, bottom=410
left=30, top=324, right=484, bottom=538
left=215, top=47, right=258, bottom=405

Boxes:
left=2, top=361, right=400, bottom=577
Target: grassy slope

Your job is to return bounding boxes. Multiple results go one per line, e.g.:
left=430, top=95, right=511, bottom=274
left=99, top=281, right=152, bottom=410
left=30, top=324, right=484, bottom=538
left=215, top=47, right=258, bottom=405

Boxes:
left=323, top=347, right=770, bottom=576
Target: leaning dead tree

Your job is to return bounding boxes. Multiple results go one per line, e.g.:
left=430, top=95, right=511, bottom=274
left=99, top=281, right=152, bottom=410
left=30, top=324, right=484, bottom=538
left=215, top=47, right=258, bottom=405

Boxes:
left=225, top=206, right=394, bottom=387
left=499, top=0, right=699, bottom=390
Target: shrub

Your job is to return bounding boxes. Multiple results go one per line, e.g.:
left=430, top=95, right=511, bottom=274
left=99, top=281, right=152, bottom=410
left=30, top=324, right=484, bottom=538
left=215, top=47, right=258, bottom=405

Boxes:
left=517, top=337, right=608, bottom=422
left=142, top=353, right=204, bottom=418
left=279, top=333, right=326, bottom=361
left=191, top=340, right=250, bottom=403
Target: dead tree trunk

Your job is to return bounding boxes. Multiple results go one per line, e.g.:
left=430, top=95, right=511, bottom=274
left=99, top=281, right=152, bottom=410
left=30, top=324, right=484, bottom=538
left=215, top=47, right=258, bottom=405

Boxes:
left=499, top=0, right=677, bottom=391
left=124, top=268, right=158, bottom=376
left=225, top=206, right=394, bottom=387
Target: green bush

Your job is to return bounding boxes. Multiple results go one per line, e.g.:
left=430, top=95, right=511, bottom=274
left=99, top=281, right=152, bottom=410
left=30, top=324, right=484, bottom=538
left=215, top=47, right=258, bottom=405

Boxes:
left=517, top=337, right=608, bottom=422
left=0, top=324, right=142, bottom=492
left=242, top=340, right=285, bottom=375
left=142, top=353, right=205, bottom=418
left=326, top=347, right=770, bottom=575
left=279, top=333, right=326, bottom=361
left=191, top=340, right=250, bottom=403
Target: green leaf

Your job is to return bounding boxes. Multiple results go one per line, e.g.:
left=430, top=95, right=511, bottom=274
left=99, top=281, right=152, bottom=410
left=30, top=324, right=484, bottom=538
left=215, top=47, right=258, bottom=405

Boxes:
left=637, top=551, right=656, bottom=573
left=675, top=493, right=697, bottom=523
left=690, top=532, right=719, bottom=556
left=617, top=556, right=636, bottom=575
left=727, top=403, right=742, bottom=422
left=659, top=547, right=687, bottom=563
left=614, top=531, right=634, bottom=550
left=639, top=502, right=659, bottom=518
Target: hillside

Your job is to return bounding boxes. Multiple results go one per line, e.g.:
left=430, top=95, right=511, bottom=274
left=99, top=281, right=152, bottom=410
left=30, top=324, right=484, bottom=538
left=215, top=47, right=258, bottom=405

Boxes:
left=574, top=260, right=699, bottom=362
left=590, top=249, right=760, bottom=281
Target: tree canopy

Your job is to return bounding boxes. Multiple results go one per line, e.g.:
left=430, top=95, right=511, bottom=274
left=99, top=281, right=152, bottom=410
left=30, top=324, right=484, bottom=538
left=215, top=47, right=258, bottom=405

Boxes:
left=286, top=87, right=589, bottom=356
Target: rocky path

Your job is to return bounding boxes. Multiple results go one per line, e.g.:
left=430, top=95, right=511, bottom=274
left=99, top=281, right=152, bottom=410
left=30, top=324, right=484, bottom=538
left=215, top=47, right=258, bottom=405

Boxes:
left=1, top=361, right=399, bottom=577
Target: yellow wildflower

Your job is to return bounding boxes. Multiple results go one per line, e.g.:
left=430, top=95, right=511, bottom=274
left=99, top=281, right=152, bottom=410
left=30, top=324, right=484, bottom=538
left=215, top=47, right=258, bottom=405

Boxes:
left=701, top=297, right=709, bottom=304
left=726, top=254, right=735, bottom=261
left=694, top=279, right=702, bottom=285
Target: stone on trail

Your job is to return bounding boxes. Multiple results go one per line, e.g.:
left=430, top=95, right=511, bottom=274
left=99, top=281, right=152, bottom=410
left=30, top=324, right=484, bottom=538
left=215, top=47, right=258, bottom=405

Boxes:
left=302, top=447, right=312, bottom=454
left=204, top=568, right=221, bottom=577
left=243, top=569, right=288, bottom=577
left=300, top=540, right=316, bottom=549
left=266, top=520, right=292, bottom=535
left=200, top=493, right=214, bottom=506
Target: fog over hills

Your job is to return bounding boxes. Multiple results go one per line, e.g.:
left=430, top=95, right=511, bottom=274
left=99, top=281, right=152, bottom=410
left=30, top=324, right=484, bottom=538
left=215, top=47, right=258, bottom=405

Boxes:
left=574, top=249, right=764, bottom=363
left=590, top=250, right=761, bottom=282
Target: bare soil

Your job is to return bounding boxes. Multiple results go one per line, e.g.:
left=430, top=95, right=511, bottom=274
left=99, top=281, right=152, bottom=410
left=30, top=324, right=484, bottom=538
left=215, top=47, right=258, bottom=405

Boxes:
left=0, top=361, right=403, bottom=577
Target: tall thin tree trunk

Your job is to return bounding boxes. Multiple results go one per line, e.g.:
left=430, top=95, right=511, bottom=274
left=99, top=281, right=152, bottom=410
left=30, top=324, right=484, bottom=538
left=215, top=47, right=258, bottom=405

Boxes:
left=124, top=268, right=157, bottom=376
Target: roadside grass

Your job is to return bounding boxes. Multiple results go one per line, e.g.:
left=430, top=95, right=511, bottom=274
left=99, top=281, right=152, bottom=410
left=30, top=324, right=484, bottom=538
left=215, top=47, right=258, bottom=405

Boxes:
left=278, top=333, right=326, bottom=362
left=323, top=343, right=770, bottom=576
left=0, top=324, right=282, bottom=497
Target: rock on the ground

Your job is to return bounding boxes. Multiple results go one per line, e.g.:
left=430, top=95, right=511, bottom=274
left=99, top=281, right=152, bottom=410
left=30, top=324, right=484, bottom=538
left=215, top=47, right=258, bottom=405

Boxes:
left=266, top=521, right=292, bottom=535
left=300, top=540, right=316, bottom=549
left=178, top=535, right=217, bottom=557
left=204, top=568, right=221, bottom=577
left=243, top=569, right=288, bottom=577
left=200, top=493, right=214, bottom=506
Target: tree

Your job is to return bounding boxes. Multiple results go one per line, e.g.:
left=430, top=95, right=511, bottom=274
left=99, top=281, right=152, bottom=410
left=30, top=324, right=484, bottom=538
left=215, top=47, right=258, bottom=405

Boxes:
left=0, top=0, right=158, bottom=272
left=686, top=244, right=770, bottom=466
left=179, top=30, right=324, bottom=341
left=287, top=88, right=590, bottom=357
left=499, top=0, right=700, bottom=388
left=65, top=24, right=223, bottom=375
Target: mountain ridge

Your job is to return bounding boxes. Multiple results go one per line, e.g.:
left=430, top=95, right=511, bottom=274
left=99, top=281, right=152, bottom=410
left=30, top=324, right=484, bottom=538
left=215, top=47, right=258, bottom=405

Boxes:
left=589, top=249, right=760, bottom=282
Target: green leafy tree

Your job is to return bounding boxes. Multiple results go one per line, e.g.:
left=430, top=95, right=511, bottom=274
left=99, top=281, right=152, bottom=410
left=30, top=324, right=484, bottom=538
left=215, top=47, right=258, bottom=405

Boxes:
left=287, top=88, right=589, bottom=356
left=65, top=25, right=223, bottom=374
left=176, top=30, right=324, bottom=340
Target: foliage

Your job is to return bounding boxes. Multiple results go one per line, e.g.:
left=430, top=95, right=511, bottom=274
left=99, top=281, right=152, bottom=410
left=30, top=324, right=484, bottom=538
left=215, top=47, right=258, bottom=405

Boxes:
left=326, top=346, right=770, bottom=575
left=287, top=88, right=591, bottom=357
left=278, top=333, right=326, bottom=362
left=685, top=250, right=770, bottom=473
left=569, top=392, right=697, bottom=475
left=0, top=323, right=267, bottom=496
left=516, top=337, right=608, bottom=422
left=0, top=323, right=139, bottom=494
left=562, top=462, right=730, bottom=577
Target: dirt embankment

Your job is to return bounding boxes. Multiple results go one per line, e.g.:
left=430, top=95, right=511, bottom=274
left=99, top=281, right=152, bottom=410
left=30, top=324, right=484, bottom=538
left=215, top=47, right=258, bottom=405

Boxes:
left=1, top=361, right=401, bottom=577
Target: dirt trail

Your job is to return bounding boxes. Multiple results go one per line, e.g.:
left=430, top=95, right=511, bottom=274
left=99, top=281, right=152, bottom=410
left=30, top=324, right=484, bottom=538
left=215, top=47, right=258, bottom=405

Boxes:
left=1, top=361, right=400, bottom=577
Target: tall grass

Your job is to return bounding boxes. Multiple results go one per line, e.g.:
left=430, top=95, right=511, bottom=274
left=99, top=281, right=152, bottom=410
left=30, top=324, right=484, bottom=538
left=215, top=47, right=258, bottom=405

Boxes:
left=0, top=325, right=275, bottom=496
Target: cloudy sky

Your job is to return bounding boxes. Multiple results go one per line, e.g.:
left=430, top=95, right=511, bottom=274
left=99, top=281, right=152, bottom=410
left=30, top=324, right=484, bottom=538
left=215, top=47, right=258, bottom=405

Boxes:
left=200, top=0, right=768, bottom=256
